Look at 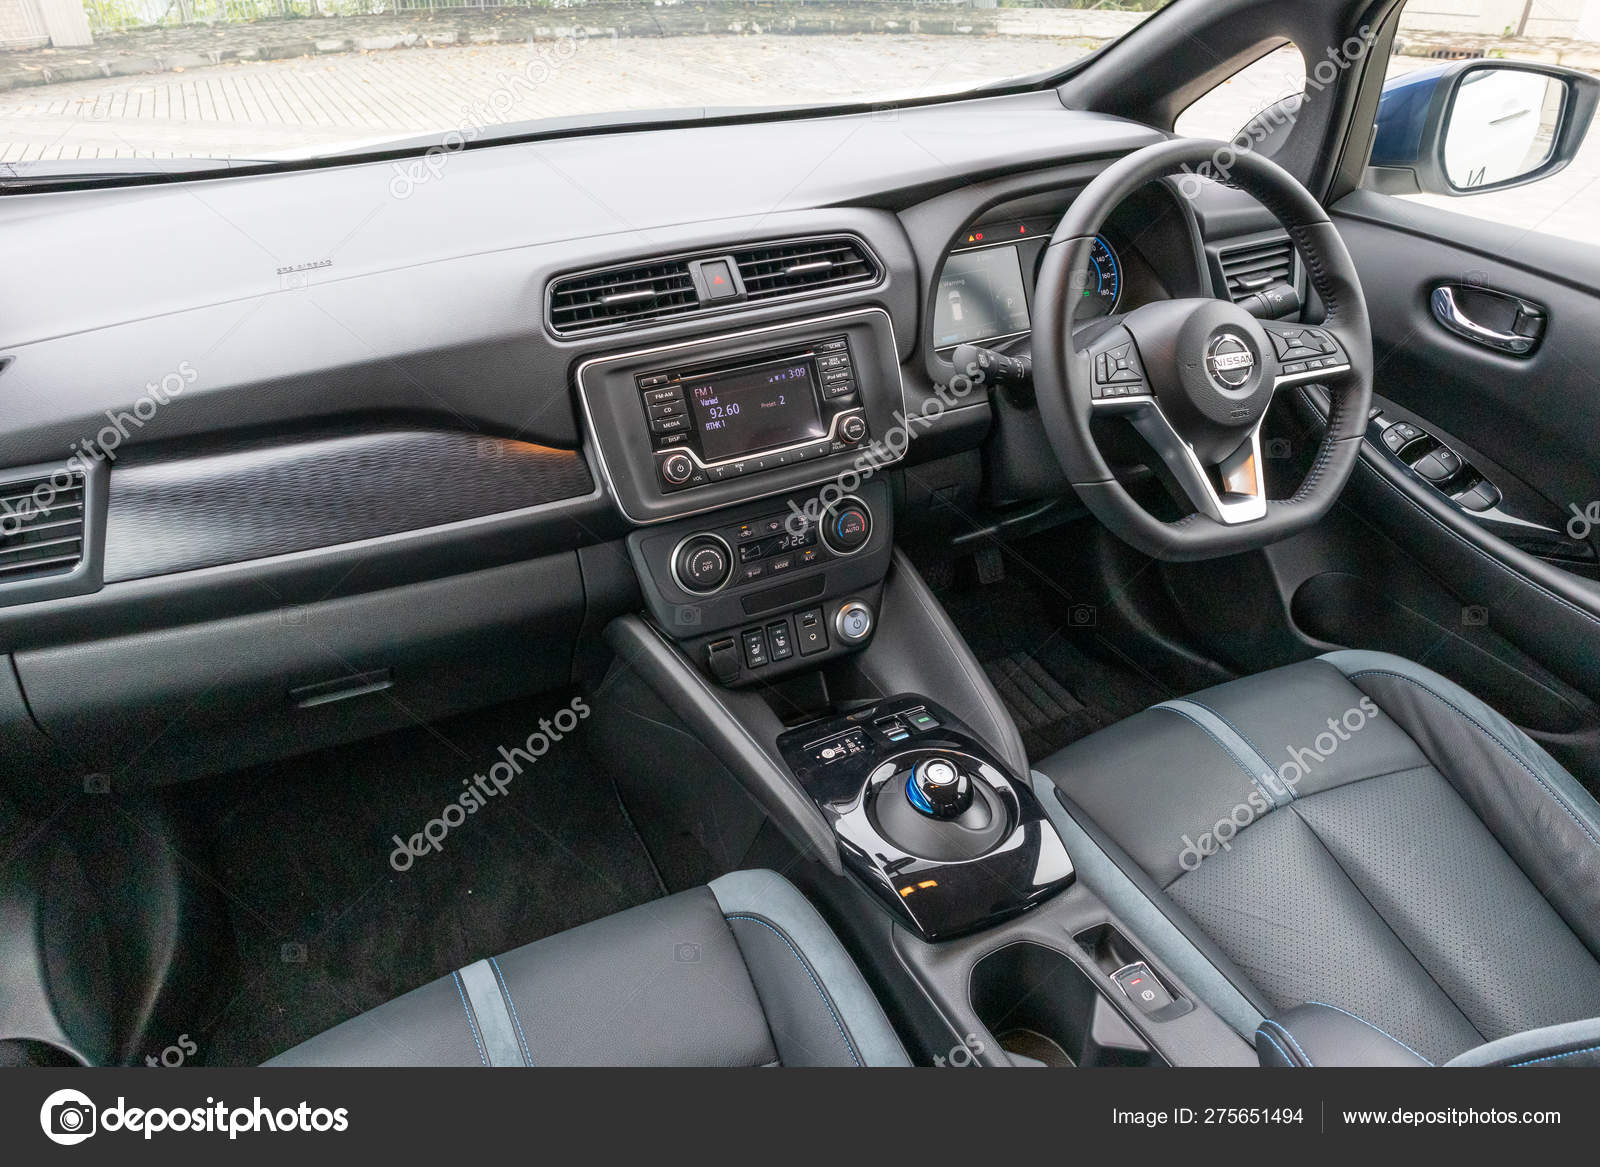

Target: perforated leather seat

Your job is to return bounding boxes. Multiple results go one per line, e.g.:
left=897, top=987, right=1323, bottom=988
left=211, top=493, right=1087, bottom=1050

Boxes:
left=1036, top=650, right=1600, bottom=1066
left=266, top=870, right=908, bottom=1067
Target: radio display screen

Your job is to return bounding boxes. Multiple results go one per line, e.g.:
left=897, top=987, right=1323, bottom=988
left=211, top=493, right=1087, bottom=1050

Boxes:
left=685, top=357, right=826, bottom=463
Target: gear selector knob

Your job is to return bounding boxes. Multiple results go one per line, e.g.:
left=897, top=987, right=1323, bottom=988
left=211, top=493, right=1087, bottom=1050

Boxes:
left=907, top=757, right=973, bottom=819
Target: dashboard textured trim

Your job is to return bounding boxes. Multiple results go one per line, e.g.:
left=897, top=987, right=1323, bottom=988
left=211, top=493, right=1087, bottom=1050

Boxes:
left=102, top=430, right=595, bottom=582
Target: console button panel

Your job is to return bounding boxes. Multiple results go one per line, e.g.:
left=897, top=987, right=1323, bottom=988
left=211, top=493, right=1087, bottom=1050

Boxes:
left=626, top=480, right=893, bottom=686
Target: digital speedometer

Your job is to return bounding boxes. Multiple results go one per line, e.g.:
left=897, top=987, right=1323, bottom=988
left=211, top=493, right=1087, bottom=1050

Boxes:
left=1077, top=235, right=1122, bottom=319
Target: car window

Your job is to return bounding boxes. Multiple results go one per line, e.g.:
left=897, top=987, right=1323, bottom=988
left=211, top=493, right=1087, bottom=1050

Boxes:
left=0, top=0, right=1179, bottom=179
left=1362, top=1, right=1600, bottom=245
left=1174, top=44, right=1308, bottom=141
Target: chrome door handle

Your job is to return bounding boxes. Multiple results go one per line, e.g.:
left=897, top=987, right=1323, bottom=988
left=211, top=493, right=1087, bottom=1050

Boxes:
left=1430, top=284, right=1544, bottom=356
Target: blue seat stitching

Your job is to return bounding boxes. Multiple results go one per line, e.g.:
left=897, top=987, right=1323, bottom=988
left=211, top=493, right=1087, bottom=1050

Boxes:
left=1182, top=699, right=1287, bottom=799
left=724, top=914, right=861, bottom=1067
left=1510, top=1042, right=1600, bottom=1067
left=1261, top=1019, right=1314, bottom=1066
left=1152, top=705, right=1275, bottom=805
left=488, top=956, right=533, bottom=1066
left=1349, top=668, right=1600, bottom=849
left=451, top=970, right=489, bottom=1067
left=1304, top=1001, right=1434, bottom=1065
left=1256, top=1029, right=1297, bottom=1067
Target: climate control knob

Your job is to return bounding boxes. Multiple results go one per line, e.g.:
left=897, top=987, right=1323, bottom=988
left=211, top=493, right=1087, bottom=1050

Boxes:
left=660, top=452, right=694, bottom=486
left=821, top=497, right=873, bottom=555
left=672, top=534, right=732, bottom=595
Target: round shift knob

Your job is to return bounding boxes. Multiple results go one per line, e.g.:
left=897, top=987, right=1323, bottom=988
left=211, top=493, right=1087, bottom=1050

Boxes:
left=907, top=757, right=973, bottom=820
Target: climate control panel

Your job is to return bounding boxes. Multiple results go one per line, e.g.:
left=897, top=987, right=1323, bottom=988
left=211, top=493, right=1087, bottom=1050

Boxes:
left=626, top=481, right=893, bottom=686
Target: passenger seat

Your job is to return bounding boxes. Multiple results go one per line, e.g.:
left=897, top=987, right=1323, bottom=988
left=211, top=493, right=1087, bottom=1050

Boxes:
left=265, top=870, right=909, bottom=1067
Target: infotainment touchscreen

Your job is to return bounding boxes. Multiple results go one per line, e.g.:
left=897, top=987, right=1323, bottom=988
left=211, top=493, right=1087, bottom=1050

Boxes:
left=685, top=358, right=827, bottom=462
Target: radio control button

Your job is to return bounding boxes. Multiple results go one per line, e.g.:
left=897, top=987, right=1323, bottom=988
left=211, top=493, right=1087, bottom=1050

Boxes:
left=818, top=339, right=849, bottom=353
left=660, top=452, right=694, bottom=486
left=638, top=374, right=670, bottom=388
left=649, top=400, right=685, bottom=420
left=840, top=415, right=867, bottom=443
left=643, top=387, right=682, bottom=406
left=824, top=380, right=856, bottom=399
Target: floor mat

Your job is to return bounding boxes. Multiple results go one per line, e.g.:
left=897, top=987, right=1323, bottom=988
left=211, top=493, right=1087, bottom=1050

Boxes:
left=176, top=691, right=663, bottom=1066
left=922, top=555, right=1171, bottom=762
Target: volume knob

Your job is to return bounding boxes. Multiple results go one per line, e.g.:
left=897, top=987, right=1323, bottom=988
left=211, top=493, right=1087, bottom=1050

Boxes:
left=660, top=452, right=694, bottom=486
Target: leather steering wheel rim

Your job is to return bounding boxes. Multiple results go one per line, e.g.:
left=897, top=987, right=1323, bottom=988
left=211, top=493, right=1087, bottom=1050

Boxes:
left=1032, top=138, right=1373, bottom=562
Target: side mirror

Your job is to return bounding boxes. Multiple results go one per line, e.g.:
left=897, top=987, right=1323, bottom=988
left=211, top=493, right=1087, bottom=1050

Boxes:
left=1367, top=59, right=1598, bottom=197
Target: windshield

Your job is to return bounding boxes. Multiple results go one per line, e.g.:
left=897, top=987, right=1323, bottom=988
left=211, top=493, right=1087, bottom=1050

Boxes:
left=0, top=1, right=1176, bottom=172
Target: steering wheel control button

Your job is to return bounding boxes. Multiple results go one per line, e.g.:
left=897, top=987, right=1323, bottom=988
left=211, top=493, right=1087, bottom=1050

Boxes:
left=821, top=497, right=873, bottom=555
left=907, top=757, right=974, bottom=819
left=834, top=600, right=874, bottom=644
left=660, top=452, right=694, bottom=486
left=672, top=534, right=732, bottom=595
left=1091, top=336, right=1149, bottom=400
left=796, top=607, right=829, bottom=656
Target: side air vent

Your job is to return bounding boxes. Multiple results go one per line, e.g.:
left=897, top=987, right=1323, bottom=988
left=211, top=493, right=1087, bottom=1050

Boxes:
left=0, top=470, right=85, bottom=583
left=732, top=237, right=878, bottom=301
left=548, top=259, right=699, bottom=334
left=1219, top=236, right=1295, bottom=302
left=546, top=235, right=880, bottom=336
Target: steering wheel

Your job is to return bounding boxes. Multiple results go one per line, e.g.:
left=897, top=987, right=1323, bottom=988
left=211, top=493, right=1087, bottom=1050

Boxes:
left=1032, top=139, right=1372, bottom=561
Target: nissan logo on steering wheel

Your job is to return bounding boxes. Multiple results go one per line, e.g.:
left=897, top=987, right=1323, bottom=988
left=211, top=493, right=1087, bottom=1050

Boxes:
left=1205, top=333, right=1255, bottom=388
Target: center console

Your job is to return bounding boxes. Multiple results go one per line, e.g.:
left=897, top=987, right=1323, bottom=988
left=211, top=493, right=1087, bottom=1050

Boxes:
left=777, top=695, right=1073, bottom=940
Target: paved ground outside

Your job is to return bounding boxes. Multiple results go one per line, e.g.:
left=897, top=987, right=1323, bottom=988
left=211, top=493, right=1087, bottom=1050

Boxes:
left=0, top=27, right=1594, bottom=245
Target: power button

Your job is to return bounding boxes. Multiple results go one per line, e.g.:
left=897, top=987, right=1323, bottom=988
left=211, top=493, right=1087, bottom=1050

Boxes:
left=834, top=600, right=874, bottom=644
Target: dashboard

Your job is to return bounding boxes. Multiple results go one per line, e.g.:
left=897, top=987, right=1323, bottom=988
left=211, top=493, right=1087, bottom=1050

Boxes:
left=0, top=88, right=1280, bottom=777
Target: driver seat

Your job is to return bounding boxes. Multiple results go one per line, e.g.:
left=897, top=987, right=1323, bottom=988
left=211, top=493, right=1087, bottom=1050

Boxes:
left=1035, top=649, right=1600, bottom=1065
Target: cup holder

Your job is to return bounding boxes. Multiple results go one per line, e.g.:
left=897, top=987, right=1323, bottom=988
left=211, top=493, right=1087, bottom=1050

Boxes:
left=969, top=943, right=1162, bottom=1068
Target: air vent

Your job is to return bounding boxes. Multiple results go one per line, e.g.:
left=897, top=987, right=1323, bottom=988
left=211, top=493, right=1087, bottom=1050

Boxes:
left=547, top=235, right=880, bottom=336
left=1219, top=237, right=1295, bottom=302
left=0, top=471, right=85, bottom=583
left=732, top=237, right=878, bottom=301
left=548, top=259, right=699, bottom=334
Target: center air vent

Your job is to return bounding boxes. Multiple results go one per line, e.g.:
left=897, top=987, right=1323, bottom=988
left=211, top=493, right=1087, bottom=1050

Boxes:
left=1219, top=236, right=1295, bottom=302
left=548, top=259, right=698, bottom=335
left=0, top=470, right=86, bottom=584
left=547, top=235, right=880, bottom=337
left=732, top=237, right=877, bottom=301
